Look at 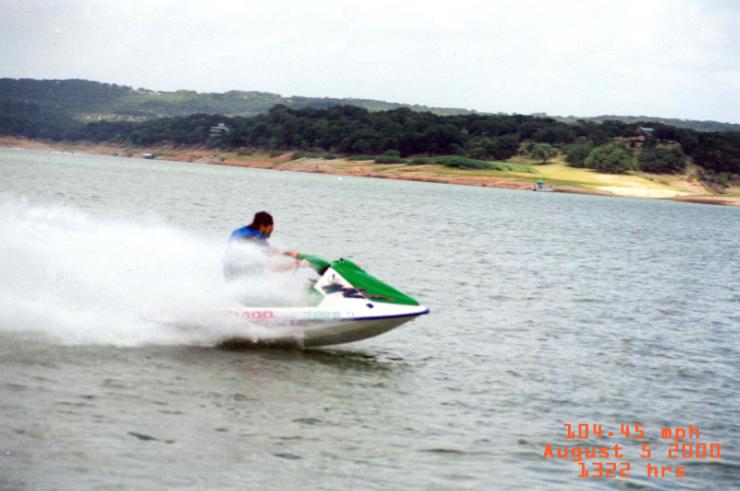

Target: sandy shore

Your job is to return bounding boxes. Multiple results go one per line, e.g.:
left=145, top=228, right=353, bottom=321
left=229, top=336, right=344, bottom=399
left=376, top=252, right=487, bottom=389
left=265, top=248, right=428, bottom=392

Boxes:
left=2, top=136, right=738, bottom=206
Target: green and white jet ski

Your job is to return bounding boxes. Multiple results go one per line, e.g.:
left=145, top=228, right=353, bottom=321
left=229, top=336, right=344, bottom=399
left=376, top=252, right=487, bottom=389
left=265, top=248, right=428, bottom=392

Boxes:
left=222, top=255, right=429, bottom=347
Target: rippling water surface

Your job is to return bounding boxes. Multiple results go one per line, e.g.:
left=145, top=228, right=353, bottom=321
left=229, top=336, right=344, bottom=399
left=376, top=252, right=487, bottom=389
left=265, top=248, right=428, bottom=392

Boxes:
left=1, top=148, right=739, bottom=490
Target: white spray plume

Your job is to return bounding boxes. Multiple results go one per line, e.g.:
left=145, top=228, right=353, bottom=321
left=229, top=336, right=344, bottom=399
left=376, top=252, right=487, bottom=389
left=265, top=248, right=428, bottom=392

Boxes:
left=0, top=197, right=314, bottom=346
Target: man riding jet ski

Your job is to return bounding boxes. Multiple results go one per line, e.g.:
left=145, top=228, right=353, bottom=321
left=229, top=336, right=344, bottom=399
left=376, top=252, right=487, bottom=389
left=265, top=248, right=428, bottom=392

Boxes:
left=220, top=212, right=428, bottom=347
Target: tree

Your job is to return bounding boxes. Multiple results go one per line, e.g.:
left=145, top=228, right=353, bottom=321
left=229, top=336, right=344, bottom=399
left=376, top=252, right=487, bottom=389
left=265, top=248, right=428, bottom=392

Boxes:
left=689, top=132, right=740, bottom=174
left=637, top=147, right=686, bottom=173
left=563, top=142, right=593, bottom=167
left=599, top=120, right=632, bottom=138
left=531, top=143, right=558, bottom=163
left=532, top=125, right=576, bottom=144
left=584, top=144, right=635, bottom=173
left=486, top=134, right=520, bottom=160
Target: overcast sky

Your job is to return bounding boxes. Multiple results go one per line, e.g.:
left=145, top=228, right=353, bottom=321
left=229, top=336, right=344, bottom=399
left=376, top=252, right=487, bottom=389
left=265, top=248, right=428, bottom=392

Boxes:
left=2, top=0, right=739, bottom=122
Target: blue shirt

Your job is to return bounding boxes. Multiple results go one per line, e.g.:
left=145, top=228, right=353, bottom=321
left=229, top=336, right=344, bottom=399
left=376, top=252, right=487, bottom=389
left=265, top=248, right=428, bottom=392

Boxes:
left=229, top=226, right=267, bottom=244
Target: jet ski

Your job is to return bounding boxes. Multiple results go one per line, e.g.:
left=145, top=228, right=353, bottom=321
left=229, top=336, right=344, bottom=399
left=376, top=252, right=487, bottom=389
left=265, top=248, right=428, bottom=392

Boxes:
left=218, top=255, right=429, bottom=347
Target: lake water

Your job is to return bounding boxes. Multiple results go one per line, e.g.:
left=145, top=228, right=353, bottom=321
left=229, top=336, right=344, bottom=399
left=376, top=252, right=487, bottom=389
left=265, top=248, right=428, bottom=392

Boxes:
left=1, top=148, right=738, bottom=490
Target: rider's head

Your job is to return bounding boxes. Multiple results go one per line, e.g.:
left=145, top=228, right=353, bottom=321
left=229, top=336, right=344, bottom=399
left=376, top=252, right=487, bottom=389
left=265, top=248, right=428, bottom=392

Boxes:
left=249, top=211, right=274, bottom=238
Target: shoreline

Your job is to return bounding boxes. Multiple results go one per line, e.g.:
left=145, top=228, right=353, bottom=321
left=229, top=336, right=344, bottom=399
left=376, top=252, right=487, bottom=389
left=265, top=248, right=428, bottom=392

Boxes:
left=2, top=136, right=738, bottom=207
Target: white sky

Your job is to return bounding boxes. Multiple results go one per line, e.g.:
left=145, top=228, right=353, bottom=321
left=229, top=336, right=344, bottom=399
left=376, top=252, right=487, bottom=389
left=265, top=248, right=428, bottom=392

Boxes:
left=2, top=0, right=739, bottom=122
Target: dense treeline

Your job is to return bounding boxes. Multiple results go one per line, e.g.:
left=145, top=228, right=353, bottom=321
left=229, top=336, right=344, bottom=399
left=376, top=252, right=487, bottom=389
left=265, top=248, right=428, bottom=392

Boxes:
left=82, top=104, right=604, bottom=161
left=82, top=113, right=238, bottom=146
left=2, top=101, right=739, bottom=178
left=0, top=101, right=82, bottom=139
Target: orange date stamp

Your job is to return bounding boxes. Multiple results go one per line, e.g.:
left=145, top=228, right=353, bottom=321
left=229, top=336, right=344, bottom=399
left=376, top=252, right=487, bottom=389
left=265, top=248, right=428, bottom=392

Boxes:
left=543, top=423, right=721, bottom=479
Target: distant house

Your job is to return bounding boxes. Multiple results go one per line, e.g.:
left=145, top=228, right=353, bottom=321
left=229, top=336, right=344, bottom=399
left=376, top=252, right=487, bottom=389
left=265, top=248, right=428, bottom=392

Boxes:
left=636, top=126, right=654, bottom=139
left=626, top=126, right=655, bottom=144
left=209, top=123, right=231, bottom=140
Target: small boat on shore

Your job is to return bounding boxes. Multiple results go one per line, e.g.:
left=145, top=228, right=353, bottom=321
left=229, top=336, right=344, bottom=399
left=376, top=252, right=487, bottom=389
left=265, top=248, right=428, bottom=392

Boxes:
left=532, top=180, right=554, bottom=192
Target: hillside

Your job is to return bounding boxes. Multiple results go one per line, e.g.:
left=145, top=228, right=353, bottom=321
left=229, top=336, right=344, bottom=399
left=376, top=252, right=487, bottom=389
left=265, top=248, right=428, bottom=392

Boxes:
left=552, top=114, right=740, bottom=134
left=2, top=78, right=739, bottom=133
left=0, top=78, right=472, bottom=122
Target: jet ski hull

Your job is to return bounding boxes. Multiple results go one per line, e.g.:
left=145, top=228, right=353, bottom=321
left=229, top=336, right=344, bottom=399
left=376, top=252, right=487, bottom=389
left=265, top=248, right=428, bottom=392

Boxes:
left=219, top=305, right=429, bottom=347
